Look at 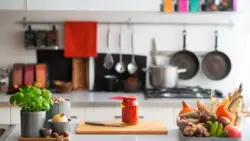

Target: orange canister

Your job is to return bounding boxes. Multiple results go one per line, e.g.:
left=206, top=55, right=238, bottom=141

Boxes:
left=111, top=96, right=138, bottom=125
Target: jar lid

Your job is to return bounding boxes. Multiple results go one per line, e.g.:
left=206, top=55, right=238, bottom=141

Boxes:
left=123, top=96, right=137, bottom=100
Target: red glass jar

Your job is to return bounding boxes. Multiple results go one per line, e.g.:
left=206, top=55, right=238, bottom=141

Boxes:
left=121, top=96, right=138, bottom=125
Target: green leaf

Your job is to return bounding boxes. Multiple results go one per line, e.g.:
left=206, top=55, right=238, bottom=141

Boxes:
left=9, top=86, right=52, bottom=112
left=44, top=102, right=50, bottom=111
left=9, top=95, right=16, bottom=105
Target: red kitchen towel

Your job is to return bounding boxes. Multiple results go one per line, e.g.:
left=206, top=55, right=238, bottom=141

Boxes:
left=64, top=21, right=97, bottom=57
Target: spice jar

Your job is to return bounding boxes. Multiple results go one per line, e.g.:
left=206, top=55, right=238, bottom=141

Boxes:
left=110, top=96, right=138, bottom=125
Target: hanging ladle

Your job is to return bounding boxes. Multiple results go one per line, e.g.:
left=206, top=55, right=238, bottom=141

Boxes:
left=115, top=26, right=126, bottom=73
left=103, top=24, right=114, bottom=69
left=127, top=25, right=138, bottom=74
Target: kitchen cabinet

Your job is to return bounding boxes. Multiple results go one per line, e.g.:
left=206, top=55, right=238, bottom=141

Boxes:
left=27, top=0, right=80, bottom=11
left=0, top=107, right=10, bottom=124
left=140, top=107, right=174, bottom=127
left=71, top=107, right=85, bottom=121
left=10, top=107, right=20, bottom=123
left=85, top=107, right=121, bottom=121
left=26, top=0, right=160, bottom=11
left=0, top=0, right=26, bottom=10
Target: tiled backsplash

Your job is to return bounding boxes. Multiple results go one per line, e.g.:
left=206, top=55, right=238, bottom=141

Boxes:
left=0, top=11, right=249, bottom=95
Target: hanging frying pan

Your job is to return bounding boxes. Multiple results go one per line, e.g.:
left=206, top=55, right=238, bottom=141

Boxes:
left=202, top=30, right=231, bottom=80
left=170, top=30, right=199, bottom=80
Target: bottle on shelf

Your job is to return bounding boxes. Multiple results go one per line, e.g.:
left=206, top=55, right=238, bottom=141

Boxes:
left=189, top=0, right=200, bottom=12
left=178, top=0, right=189, bottom=12
left=163, top=0, right=174, bottom=12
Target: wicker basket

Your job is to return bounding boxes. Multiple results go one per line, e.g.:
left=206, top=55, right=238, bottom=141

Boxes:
left=54, top=80, right=72, bottom=93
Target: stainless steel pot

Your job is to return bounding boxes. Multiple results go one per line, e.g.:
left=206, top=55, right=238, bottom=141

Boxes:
left=144, top=65, right=186, bottom=88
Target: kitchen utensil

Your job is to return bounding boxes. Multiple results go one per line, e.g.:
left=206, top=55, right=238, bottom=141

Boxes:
left=24, top=25, right=36, bottom=48
left=88, top=57, right=95, bottom=91
left=103, top=26, right=114, bottom=69
left=170, top=30, right=199, bottom=80
left=36, top=30, right=48, bottom=47
left=47, top=25, right=58, bottom=47
left=110, top=96, right=138, bottom=125
left=48, top=119, right=71, bottom=135
left=123, top=77, right=141, bottom=92
left=151, top=38, right=157, bottom=65
left=54, top=80, right=72, bottom=93
left=115, top=27, right=126, bottom=73
left=85, top=121, right=124, bottom=127
left=143, top=65, right=186, bottom=88
left=202, top=30, right=231, bottom=80
left=93, top=53, right=147, bottom=91
left=103, top=75, right=118, bottom=92
left=76, top=120, right=168, bottom=134
left=127, top=30, right=138, bottom=74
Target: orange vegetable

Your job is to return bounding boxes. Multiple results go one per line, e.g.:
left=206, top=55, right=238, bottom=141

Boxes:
left=216, top=105, right=226, bottom=114
left=216, top=106, right=233, bottom=121
left=179, top=101, right=195, bottom=115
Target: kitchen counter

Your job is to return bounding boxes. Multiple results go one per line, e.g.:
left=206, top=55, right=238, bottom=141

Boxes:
left=0, top=91, right=212, bottom=107
left=5, top=117, right=250, bottom=141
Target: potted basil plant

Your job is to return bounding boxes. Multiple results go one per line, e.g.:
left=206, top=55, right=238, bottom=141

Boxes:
left=9, top=86, right=53, bottom=137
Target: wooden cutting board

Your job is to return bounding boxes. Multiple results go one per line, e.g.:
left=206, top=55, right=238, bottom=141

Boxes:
left=76, top=120, right=168, bottom=134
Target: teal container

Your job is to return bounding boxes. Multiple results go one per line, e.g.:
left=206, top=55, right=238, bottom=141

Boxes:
left=189, top=0, right=200, bottom=12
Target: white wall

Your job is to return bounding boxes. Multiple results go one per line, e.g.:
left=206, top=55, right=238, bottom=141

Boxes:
left=0, top=0, right=250, bottom=97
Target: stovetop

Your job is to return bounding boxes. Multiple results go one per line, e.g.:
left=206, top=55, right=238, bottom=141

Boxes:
left=143, top=86, right=223, bottom=99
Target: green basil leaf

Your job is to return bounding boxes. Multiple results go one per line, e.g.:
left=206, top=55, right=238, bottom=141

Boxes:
left=9, top=95, right=16, bottom=105
left=44, top=102, right=50, bottom=111
left=10, top=86, right=52, bottom=112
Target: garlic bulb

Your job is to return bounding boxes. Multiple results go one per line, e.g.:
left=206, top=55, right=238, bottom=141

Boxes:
left=52, top=113, right=68, bottom=123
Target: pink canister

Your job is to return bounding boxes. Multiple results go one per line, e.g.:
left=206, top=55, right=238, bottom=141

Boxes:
left=178, top=0, right=188, bottom=12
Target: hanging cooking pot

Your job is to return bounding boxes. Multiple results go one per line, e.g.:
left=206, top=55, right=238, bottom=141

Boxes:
left=143, top=65, right=186, bottom=88
left=202, top=30, right=231, bottom=80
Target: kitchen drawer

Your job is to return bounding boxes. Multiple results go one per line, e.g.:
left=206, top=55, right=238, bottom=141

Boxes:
left=11, top=107, right=20, bottom=123
left=85, top=107, right=121, bottom=121
left=71, top=107, right=85, bottom=122
left=0, top=107, right=11, bottom=124
left=140, top=107, right=174, bottom=126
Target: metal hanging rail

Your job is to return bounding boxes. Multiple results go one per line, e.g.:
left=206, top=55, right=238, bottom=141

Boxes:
left=18, top=16, right=234, bottom=27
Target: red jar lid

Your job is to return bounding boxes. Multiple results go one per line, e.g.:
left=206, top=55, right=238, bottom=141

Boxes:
left=123, top=96, right=137, bottom=100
